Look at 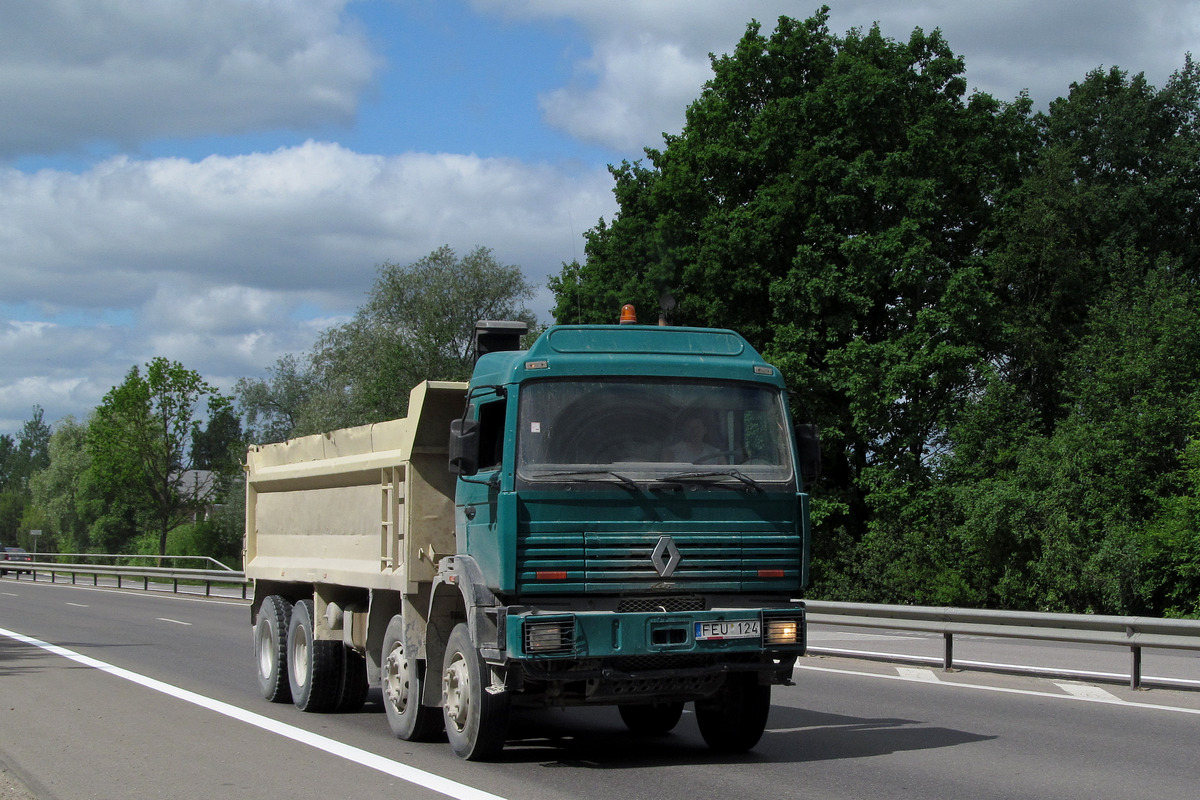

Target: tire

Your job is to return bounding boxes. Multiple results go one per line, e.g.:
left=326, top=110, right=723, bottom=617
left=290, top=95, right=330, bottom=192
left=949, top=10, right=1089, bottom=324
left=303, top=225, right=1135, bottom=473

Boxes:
left=287, top=599, right=344, bottom=712
left=380, top=616, right=443, bottom=741
left=254, top=595, right=293, bottom=703
left=441, top=622, right=510, bottom=760
left=618, top=701, right=685, bottom=735
left=695, top=674, right=771, bottom=753
left=336, top=646, right=370, bottom=713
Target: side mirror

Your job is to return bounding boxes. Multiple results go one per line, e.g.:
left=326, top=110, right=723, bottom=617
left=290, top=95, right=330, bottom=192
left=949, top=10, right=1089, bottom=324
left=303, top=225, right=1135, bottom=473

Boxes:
left=795, top=423, right=822, bottom=484
left=449, top=418, right=480, bottom=476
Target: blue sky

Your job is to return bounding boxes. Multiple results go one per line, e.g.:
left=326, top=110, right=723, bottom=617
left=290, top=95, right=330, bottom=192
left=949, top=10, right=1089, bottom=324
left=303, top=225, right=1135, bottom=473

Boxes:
left=1, top=0, right=1197, bottom=437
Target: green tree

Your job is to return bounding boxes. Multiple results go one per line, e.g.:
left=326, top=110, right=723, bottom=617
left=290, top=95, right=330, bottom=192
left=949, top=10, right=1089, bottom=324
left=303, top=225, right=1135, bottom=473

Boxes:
left=191, top=405, right=242, bottom=470
left=1, top=406, right=54, bottom=547
left=27, top=417, right=94, bottom=554
left=941, top=57, right=1200, bottom=613
left=989, top=57, right=1200, bottom=430
left=255, top=245, right=539, bottom=436
left=551, top=9, right=1030, bottom=597
left=235, top=352, right=317, bottom=444
left=87, top=358, right=233, bottom=557
left=0, top=406, right=51, bottom=494
left=0, top=491, right=25, bottom=546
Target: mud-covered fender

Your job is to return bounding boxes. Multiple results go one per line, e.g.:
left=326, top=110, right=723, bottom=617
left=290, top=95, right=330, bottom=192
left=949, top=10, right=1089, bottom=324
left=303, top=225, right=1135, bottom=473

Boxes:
left=421, top=554, right=502, bottom=706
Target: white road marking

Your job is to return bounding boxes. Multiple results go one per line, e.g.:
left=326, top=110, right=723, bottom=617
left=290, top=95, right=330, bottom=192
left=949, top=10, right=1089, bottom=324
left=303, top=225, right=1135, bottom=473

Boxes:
left=897, top=667, right=940, bottom=682
left=1056, top=682, right=1121, bottom=701
left=793, top=661, right=1200, bottom=716
left=0, top=625, right=506, bottom=800
left=66, top=602, right=89, bottom=608
left=157, top=618, right=192, bottom=626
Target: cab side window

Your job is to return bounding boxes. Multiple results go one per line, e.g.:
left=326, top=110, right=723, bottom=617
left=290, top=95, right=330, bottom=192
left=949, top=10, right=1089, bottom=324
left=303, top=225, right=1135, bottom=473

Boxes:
left=476, top=399, right=506, bottom=471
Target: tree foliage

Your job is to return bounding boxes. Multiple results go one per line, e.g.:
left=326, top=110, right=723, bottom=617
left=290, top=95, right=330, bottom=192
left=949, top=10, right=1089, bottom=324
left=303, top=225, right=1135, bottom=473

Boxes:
left=27, top=417, right=94, bottom=553
left=0, top=406, right=52, bottom=546
left=552, top=9, right=1030, bottom=599
left=553, top=11, right=1200, bottom=615
left=87, top=358, right=233, bottom=556
left=238, top=245, right=539, bottom=441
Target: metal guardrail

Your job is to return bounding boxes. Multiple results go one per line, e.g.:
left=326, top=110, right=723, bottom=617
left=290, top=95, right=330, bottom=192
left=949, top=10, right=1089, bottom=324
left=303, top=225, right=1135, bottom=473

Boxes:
left=4, top=563, right=1197, bottom=688
left=804, top=600, right=1200, bottom=689
left=3, top=559, right=248, bottom=599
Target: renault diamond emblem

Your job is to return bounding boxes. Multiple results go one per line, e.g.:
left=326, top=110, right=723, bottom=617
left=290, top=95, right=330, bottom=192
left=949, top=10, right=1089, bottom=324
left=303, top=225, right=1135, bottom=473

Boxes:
left=650, top=535, right=681, bottom=578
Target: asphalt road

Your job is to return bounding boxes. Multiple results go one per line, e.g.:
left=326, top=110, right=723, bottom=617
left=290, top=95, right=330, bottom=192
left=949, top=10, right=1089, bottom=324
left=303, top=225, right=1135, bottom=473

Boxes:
left=2, top=577, right=1198, bottom=800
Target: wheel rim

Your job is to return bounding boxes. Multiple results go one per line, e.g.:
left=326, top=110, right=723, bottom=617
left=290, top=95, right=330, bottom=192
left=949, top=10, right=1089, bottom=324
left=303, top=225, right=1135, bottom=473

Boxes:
left=290, top=634, right=309, bottom=689
left=442, top=651, right=471, bottom=732
left=257, top=625, right=273, bottom=679
left=383, top=643, right=411, bottom=714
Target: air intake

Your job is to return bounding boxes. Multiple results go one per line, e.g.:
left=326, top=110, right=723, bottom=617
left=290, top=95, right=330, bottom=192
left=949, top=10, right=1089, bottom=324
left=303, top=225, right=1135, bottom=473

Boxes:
left=473, top=320, right=529, bottom=363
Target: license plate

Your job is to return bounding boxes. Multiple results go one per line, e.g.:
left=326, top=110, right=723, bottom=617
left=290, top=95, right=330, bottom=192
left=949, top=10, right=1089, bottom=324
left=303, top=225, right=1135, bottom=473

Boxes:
left=695, top=619, right=760, bottom=641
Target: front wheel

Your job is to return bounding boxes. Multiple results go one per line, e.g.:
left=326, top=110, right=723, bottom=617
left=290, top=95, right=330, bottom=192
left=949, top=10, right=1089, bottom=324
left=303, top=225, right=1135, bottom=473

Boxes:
left=381, top=616, right=443, bottom=741
left=442, top=622, right=510, bottom=760
left=695, top=674, right=771, bottom=753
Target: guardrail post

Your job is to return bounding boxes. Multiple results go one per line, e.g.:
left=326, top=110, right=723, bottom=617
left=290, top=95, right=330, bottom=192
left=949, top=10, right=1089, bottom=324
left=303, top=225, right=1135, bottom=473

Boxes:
left=943, top=632, right=954, bottom=671
left=173, top=579, right=179, bottom=593
left=1130, top=646, right=1142, bottom=689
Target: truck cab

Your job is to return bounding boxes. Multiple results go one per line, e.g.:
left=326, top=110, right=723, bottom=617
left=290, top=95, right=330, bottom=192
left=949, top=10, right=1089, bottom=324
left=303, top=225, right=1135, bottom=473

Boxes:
left=439, top=320, right=816, bottom=756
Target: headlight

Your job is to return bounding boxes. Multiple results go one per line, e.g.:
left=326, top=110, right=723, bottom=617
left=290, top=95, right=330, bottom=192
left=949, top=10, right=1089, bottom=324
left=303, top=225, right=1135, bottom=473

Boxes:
left=524, top=618, right=575, bottom=655
left=764, top=617, right=802, bottom=645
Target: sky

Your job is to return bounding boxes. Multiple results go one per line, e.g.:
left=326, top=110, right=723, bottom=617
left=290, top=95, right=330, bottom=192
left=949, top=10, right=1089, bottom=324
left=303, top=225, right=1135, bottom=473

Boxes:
left=1, top=0, right=1197, bottom=437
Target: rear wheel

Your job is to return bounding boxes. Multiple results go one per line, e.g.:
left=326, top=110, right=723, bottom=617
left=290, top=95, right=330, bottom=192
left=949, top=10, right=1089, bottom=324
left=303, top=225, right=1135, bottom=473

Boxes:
left=442, top=622, right=509, bottom=760
left=618, top=701, right=685, bottom=735
left=336, top=646, right=370, bottom=713
left=287, top=599, right=343, bottom=712
left=381, top=616, right=443, bottom=740
left=254, top=595, right=292, bottom=703
left=695, top=674, right=771, bottom=753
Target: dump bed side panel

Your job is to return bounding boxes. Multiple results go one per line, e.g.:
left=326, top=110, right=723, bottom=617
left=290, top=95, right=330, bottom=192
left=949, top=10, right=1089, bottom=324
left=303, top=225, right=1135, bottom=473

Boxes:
left=244, top=381, right=465, bottom=592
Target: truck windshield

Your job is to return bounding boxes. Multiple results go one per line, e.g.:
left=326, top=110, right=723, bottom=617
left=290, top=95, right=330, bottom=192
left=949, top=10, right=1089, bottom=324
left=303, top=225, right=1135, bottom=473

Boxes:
left=516, top=379, right=794, bottom=484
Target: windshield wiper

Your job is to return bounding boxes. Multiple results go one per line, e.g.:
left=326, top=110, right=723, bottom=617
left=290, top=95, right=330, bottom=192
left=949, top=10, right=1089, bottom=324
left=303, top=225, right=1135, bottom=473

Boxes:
left=660, top=469, right=765, bottom=493
left=536, top=469, right=641, bottom=491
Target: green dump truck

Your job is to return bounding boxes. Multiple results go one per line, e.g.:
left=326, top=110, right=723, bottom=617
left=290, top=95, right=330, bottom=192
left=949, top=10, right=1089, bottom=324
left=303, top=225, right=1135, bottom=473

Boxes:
left=246, top=315, right=819, bottom=760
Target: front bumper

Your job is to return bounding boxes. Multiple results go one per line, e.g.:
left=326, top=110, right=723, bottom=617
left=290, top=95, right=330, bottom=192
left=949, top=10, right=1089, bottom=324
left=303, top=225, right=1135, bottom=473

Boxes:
left=497, top=606, right=803, bottom=704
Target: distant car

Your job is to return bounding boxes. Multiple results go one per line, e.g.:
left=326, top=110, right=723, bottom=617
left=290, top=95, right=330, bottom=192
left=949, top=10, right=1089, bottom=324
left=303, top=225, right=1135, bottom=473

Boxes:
left=1, top=546, right=32, bottom=576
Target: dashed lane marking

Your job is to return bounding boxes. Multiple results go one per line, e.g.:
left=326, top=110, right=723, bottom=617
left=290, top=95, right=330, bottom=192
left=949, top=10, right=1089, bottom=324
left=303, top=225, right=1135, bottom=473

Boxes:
left=1056, top=682, right=1121, bottom=701
left=794, top=661, right=1200, bottom=716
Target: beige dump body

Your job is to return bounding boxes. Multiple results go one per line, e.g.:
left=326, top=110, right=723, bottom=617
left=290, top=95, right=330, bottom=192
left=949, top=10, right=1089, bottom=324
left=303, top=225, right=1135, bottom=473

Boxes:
left=245, top=381, right=466, bottom=593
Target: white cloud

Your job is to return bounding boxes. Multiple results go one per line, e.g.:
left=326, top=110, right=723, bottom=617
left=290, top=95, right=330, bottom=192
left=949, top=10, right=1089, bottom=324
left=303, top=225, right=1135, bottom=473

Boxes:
left=0, top=143, right=616, bottom=431
left=483, top=0, right=1200, bottom=151
left=540, top=35, right=711, bottom=152
left=1, top=142, right=613, bottom=308
left=0, top=0, right=377, bottom=157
